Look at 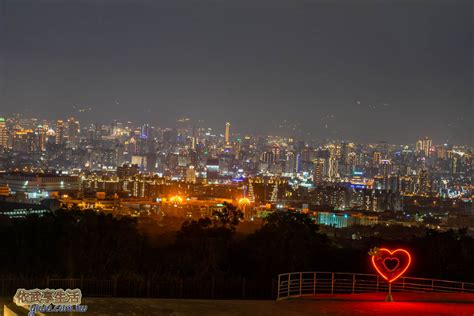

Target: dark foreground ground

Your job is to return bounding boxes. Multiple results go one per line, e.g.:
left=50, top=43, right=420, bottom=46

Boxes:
left=2, top=293, right=474, bottom=315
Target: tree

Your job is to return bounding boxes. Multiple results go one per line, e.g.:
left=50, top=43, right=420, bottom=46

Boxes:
left=212, top=202, right=243, bottom=231
left=233, top=211, right=330, bottom=278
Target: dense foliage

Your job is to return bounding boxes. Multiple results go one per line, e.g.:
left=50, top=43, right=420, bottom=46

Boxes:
left=0, top=206, right=472, bottom=283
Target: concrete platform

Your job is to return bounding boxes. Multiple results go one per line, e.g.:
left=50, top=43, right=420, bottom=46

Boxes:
left=2, top=293, right=474, bottom=316
left=80, top=293, right=474, bottom=316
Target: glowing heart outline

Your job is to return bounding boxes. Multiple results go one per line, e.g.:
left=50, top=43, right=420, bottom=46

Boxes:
left=383, top=257, right=400, bottom=272
left=371, top=248, right=411, bottom=283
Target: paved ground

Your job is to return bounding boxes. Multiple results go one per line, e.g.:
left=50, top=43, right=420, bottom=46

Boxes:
left=2, top=293, right=474, bottom=315
left=72, top=293, right=474, bottom=316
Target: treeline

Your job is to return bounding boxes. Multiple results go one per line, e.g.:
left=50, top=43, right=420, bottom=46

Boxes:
left=0, top=205, right=472, bottom=283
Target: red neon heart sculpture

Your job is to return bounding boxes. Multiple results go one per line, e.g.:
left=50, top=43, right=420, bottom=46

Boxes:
left=371, top=248, right=411, bottom=283
left=383, top=258, right=400, bottom=272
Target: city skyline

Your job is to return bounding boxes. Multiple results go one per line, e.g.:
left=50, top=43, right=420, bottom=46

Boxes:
left=0, top=113, right=472, bottom=147
left=1, top=0, right=472, bottom=144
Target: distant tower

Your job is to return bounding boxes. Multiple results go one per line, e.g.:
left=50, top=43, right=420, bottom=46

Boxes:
left=55, top=120, right=65, bottom=145
left=225, top=122, right=231, bottom=145
left=67, top=117, right=80, bottom=148
left=313, top=158, right=325, bottom=186
left=328, top=145, right=339, bottom=182
left=373, top=151, right=382, bottom=165
left=416, top=168, right=430, bottom=195
left=416, top=137, right=432, bottom=157
left=35, top=125, right=47, bottom=152
left=379, top=159, right=392, bottom=190
left=0, top=117, right=7, bottom=148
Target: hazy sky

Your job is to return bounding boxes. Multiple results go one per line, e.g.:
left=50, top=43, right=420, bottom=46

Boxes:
left=0, top=0, right=472, bottom=144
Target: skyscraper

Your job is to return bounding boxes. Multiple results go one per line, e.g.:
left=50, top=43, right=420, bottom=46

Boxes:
left=416, top=137, right=432, bottom=157
left=12, top=129, right=35, bottom=153
left=67, top=117, right=80, bottom=148
left=186, top=165, right=197, bottom=183
left=0, top=118, right=7, bottom=148
left=373, top=151, right=382, bottom=165
left=55, top=120, right=65, bottom=145
left=328, top=145, right=339, bottom=182
left=313, top=158, right=325, bottom=186
left=35, top=125, right=47, bottom=152
left=379, top=159, right=392, bottom=190
left=225, top=122, right=231, bottom=145
left=416, top=168, right=430, bottom=195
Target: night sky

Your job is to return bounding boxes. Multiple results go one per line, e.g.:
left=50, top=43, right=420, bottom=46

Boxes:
left=0, top=0, right=472, bottom=144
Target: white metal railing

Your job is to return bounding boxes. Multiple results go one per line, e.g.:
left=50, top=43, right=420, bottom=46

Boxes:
left=276, top=272, right=474, bottom=300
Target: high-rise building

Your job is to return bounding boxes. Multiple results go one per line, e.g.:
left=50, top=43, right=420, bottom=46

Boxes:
left=186, top=165, right=197, bottom=183
left=436, top=146, right=447, bottom=160
left=379, top=159, right=392, bottom=190
left=55, top=120, right=65, bottom=145
left=284, top=151, right=296, bottom=174
left=313, top=158, right=325, bottom=186
left=67, top=117, right=80, bottom=148
left=34, top=125, right=47, bottom=152
left=261, top=151, right=274, bottom=163
left=225, top=122, right=231, bottom=146
left=416, top=168, right=430, bottom=195
left=328, top=145, right=339, bottom=182
left=416, top=137, right=432, bottom=157
left=373, top=151, right=382, bottom=165
left=271, top=144, right=280, bottom=161
left=12, top=129, right=35, bottom=153
left=0, top=117, right=7, bottom=148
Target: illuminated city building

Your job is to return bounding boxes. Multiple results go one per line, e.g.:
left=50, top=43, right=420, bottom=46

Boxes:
left=0, top=173, right=81, bottom=199
left=416, top=137, right=432, bottom=157
left=12, top=129, right=35, bottom=153
left=0, top=117, right=7, bottom=148
left=373, top=151, right=382, bottom=165
left=317, top=211, right=378, bottom=228
left=34, top=125, right=47, bottom=152
left=416, top=168, right=430, bottom=196
left=328, top=145, right=339, bottom=182
left=186, top=165, right=197, bottom=183
left=225, top=122, right=231, bottom=146
left=67, top=117, right=80, bottom=148
left=312, top=158, right=325, bottom=186
left=46, top=128, right=56, bottom=144
left=379, top=159, right=392, bottom=190
left=206, top=157, right=220, bottom=181
left=0, top=201, right=51, bottom=218
left=55, top=120, right=65, bottom=145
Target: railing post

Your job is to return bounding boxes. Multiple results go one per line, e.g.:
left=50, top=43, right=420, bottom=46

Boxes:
left=313, top=272, right=316, bottom=295
left=402, top=277, right=405, bottom=291
left=376, top=275, right=379, bottom=292
left=352, top=274, right=356, bottom=294
left=287, top=274, right=290, bottom=297
left=431, top=280, right=434, bottom=292
left=331, top=272, right=334, bottom=294
left=461, top=283, right=464, bottom=293
left=299, top=273, right=302, bottom=296
left=277, top=275, right=281, bottom=299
